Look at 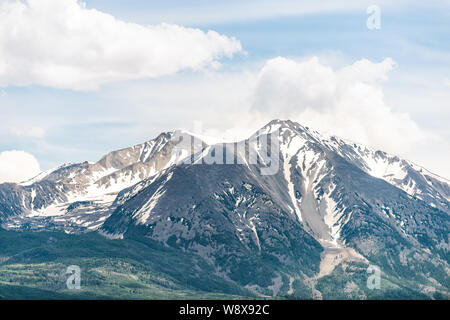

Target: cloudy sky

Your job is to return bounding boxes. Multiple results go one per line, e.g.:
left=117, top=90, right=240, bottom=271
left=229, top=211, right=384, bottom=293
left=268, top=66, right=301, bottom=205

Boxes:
left=0, top=0, right=449, bottom=182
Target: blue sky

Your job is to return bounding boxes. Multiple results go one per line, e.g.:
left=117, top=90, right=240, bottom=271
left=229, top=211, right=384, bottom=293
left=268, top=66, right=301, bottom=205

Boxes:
left=0, top=0, right=449, bottom=180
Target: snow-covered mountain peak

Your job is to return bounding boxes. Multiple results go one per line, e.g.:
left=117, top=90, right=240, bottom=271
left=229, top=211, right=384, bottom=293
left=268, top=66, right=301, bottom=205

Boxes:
left=256, top=119, right=449, bottom=209
left=259, top=119, right=307, bottom=136
left=3, top=129, right=210, bottom=231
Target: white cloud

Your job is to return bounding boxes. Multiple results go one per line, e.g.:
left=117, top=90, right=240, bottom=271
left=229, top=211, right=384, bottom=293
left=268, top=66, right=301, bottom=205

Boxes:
left=10, top=126, right=46, bottom=138
left=253, top=57, right=423, bottom=151
left=0, top=0, right=242, bottom=90
left=84, top=55, right=449, bottom=178
left=250, top=56, right=450, bottom=177
left=0, top=150, right=41, bottom=183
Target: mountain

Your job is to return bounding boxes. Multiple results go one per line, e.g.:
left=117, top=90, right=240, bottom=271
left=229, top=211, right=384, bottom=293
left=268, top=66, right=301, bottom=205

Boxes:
left=0, top=120, right=448, bottom=299
left=1, top=130, right=203, bottom=232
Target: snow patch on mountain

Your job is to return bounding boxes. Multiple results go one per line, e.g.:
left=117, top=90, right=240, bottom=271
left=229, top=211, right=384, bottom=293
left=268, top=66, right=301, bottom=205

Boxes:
left=133, top=172, right=173, bottom=225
